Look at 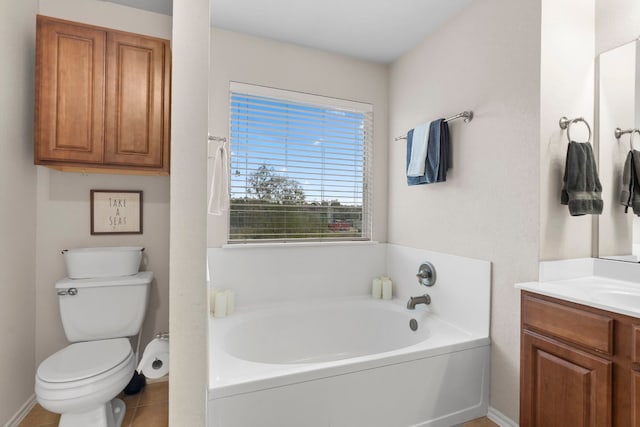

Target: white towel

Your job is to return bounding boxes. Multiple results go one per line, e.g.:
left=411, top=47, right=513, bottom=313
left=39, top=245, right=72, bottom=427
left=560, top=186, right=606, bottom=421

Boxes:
left=208, top=139, right=230, bottom=215
left=406, top=122, right=430, bottom=177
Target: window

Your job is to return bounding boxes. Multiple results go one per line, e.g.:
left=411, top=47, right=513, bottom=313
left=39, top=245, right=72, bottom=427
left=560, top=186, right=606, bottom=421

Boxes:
left=228, top=83, right=373, bottom=242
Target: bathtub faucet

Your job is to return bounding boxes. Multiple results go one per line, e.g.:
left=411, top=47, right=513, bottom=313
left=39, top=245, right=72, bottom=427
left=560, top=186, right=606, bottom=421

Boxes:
left=406, top=294, right=431, bottom=310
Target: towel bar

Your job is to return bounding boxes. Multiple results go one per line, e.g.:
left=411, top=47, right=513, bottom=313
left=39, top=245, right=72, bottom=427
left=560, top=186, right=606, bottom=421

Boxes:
left=208, top=135, right=227, bottom=142
left=394, top=110, right=473, bottom=141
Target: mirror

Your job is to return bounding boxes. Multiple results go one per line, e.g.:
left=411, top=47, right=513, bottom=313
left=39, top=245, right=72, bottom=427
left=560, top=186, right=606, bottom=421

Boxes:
left=598, top=39, right=640, bottom=261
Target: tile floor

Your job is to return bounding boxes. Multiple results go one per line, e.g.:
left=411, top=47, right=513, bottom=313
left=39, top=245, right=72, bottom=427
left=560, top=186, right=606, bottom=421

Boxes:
left=18, top=381, right=168, bottom=427
left=18, top=382, right=494, bottom=427
left=464, top=418, right=499, bottom=427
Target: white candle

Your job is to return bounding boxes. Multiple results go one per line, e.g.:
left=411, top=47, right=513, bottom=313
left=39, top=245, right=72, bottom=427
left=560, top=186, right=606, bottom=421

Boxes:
left=372, top=278, right=382, bottom=299
left=214, top=290, right=227, bottom=318
left=225, top=290, right=236, bottom=315
left=209, top=289, right=218, bottom=315
left=382, top=278, right=393, bottom=300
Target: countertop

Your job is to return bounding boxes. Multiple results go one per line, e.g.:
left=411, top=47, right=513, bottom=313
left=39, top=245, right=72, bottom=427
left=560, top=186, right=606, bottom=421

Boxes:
left=516, top=276, right=640, bottom=318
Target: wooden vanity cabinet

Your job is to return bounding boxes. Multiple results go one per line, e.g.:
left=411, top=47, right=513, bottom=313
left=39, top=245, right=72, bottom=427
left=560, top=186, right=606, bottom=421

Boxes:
left=35, top=15, right=171, bottom=175
left=520, top=291, right=640, bottom=427
left=521, top=330, right=612, bottom=427
left=633, top=372, right=640, bottom=426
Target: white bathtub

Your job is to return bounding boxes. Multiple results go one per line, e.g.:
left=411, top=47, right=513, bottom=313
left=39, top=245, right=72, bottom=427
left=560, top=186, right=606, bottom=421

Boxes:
left=208, top=297, right=490, bottom=427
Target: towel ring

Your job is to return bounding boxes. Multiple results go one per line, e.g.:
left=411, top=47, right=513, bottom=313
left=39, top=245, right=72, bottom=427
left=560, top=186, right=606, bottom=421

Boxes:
left=615, top=127, right=640, bottom=150
left=629, top=129, right=640, bottom=151
left=559, top=116, right=592, bottom=143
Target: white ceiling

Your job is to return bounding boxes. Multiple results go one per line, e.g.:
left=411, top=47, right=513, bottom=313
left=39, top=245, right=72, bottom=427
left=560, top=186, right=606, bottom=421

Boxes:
left=104, top=0, right=472, bottom=63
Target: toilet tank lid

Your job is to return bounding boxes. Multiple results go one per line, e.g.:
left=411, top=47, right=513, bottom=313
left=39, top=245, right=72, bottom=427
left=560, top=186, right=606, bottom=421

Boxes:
left=55, top=271, right=153, bottom=289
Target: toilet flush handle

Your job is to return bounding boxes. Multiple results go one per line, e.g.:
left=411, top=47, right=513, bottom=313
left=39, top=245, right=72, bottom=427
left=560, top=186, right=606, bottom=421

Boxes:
left=57, top=288, right=78, bottom=296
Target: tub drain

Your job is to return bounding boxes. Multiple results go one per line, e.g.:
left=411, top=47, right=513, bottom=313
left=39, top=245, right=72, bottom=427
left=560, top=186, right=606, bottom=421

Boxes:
left=409, top=319, right=418, bottom=331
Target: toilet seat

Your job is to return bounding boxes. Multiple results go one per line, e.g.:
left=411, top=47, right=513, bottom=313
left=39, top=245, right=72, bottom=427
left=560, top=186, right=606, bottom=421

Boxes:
left=36, top=338, right=135, bottom=414
left=38, top=338, right=132, bottom=383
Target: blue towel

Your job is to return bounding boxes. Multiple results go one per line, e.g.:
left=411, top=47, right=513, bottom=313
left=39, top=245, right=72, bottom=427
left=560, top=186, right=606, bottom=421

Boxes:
left=406, top=122, right=430, bottom=176
left=406, top=119, right=450, bottom=185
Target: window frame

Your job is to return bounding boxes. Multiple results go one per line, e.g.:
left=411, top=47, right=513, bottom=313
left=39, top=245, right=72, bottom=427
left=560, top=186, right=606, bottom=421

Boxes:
left=227, top=82, right=373, bottom=244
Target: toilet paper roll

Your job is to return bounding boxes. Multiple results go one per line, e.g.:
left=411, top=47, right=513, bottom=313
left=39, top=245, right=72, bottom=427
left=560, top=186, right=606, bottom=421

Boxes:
left=137, top=337, right=170, bottom=379
left=139, top=352, right=169, bottom=379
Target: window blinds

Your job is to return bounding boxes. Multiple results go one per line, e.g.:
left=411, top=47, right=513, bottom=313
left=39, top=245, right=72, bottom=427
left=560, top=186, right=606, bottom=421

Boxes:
left=228, top=83, right=373, bottom=242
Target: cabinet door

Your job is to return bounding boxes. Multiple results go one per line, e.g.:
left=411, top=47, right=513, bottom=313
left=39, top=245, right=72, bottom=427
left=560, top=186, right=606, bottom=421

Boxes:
left=633, top=371, right=640, bottom=427
left=521, top=331, right=612, bottom=427
left=35, top=16, right=105, bottom=163
left=104, top=32, right=170, bottom=171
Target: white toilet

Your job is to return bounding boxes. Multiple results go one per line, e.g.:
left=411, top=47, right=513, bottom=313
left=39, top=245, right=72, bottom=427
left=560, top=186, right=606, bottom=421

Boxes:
left=35, top=271, right=153, bottom=427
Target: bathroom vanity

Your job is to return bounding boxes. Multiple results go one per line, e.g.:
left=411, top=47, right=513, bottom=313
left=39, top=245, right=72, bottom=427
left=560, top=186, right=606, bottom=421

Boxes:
left=517, top=263, right=640, bottom=427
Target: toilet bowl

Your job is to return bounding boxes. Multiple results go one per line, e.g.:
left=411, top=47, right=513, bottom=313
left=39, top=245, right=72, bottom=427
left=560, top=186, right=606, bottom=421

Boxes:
left=36, top=339, right=135, bottom=427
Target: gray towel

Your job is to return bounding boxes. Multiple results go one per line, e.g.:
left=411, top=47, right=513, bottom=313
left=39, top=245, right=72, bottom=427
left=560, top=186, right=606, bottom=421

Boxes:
left=561, top=141, right=603, bottom=216
left=619, top=150, right=640, bottom=215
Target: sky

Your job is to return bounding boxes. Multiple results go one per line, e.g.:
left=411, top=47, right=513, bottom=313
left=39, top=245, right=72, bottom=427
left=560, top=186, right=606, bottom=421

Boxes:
left=229, top=92, right=370, bottom=206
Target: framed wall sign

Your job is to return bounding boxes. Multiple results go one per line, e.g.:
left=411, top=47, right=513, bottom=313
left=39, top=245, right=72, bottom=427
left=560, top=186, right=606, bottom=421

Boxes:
left=90, top=190, right=143, bottom=235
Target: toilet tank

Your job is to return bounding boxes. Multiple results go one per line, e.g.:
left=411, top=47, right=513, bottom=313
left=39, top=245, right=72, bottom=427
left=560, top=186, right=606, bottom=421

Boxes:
left=55, top=271, right=153, bottom=342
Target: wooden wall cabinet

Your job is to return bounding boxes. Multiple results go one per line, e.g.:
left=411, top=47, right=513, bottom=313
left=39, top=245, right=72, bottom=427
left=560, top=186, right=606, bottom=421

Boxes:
left=35, top=15, right=171, bottom=175
left=520, top=292, right=640, bottom=427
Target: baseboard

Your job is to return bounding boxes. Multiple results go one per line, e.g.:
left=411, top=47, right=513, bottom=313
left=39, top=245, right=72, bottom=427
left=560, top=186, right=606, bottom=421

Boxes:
left=487, top=406, right=519, bottom=427
left=3, top=395, right=36, bottom=427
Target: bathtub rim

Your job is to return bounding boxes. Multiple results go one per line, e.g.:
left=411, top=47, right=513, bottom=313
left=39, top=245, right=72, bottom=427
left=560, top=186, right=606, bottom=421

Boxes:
left=208, top=296, right=490, bottom=400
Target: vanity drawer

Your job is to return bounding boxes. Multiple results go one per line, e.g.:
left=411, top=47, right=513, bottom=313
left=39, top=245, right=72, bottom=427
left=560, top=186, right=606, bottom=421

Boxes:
left=522, top=294, right=614, bottom=355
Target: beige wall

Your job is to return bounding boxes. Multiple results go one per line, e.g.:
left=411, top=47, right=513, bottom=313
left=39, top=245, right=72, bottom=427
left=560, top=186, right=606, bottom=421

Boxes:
left=596, top=0, right=640, bottom=55
left=34, top=0, right=172, bottom=365
left=208, top=28, right=389, bottom=247
left=539, top=0, right=596, bottom=261
left=169, top=0, right=209, bottom=424
left=0, top=0, right=38, bottom=423
left=388, top=0, right=541, bottom=420
left=38, top=0, right=172, bottom=39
